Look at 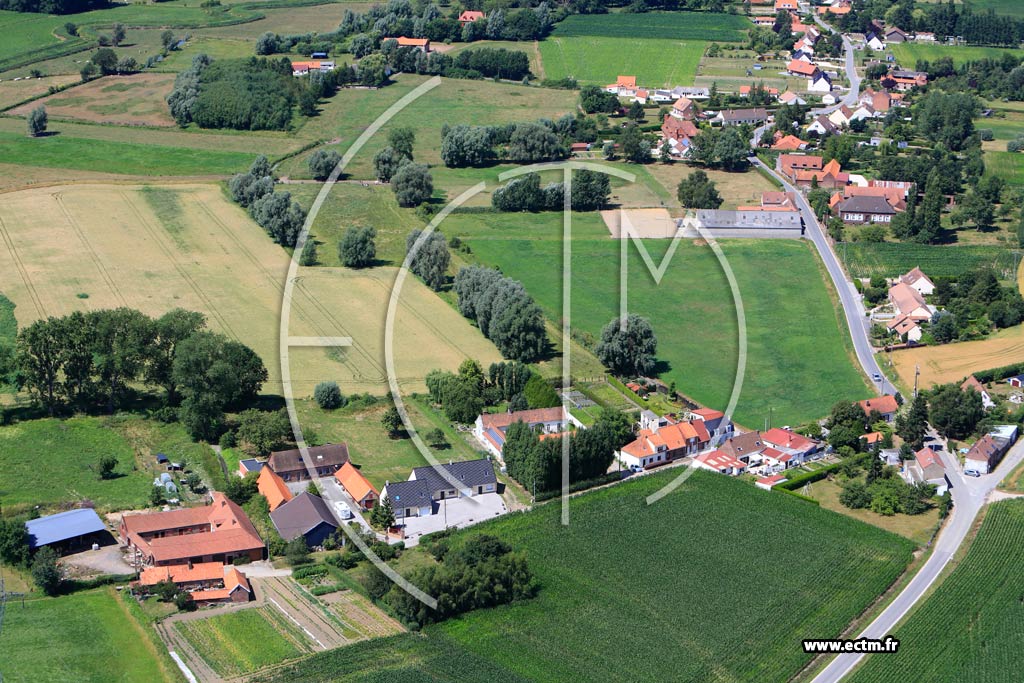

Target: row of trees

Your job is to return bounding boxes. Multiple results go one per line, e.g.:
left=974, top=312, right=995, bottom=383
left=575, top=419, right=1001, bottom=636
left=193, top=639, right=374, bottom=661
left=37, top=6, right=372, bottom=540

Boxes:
left=454, top=266, right=548, bottom=362
left=440, top=115, right=579, bottom=167
left=228, top=156, right=308, bottom=247
left=839, top=0, right=1024, bottom=48
left=384, top=44, right=532, bottom=82
left=425, top=359, right=557, bottom=423
left=9, top=308, right=266, bottom=438
left=502, top=408, right=632, bottom=494
left=491, top=170, right=611, bottom=212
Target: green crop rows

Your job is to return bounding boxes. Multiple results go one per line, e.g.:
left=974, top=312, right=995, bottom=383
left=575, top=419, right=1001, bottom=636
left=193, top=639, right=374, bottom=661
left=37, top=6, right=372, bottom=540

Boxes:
left=433, top=470, right=914, bottom=683
left=839, top=242, right=1019, bottom=280
left=551, top=11, right=750, bottom=42
left=851, top=499, right=1024, bottom=683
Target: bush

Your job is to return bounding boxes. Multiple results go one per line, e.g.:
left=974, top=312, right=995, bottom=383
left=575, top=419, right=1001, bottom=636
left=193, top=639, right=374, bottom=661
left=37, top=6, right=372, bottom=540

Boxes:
left=31, top=546, right=61, bottom=596
left=308, top=148, right=341, bottom=180
left=314, top=381, right=345, bottom=409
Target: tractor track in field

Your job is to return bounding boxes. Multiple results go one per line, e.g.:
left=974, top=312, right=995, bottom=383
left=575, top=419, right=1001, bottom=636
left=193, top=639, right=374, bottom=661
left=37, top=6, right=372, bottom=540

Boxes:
left=0, top=213, right=46, bottom=318
left=55, top=192, right=130, bottom=309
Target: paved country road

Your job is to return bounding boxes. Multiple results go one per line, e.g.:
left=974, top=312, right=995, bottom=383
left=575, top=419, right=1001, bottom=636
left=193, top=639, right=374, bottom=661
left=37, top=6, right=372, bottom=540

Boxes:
left=810, top=436, right=1024, bottom=683
left=747, top=20, right=888, bottom=394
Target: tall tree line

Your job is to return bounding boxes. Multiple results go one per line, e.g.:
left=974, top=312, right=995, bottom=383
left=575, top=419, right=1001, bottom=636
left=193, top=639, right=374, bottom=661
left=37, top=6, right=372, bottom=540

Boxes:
left=454, top=266, right=548, bottom=362
left=12, top=308, right=266, bottom=439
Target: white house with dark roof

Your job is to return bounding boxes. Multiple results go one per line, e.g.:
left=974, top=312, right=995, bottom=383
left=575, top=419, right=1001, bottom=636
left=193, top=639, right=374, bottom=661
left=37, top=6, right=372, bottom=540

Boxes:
left=383, top=459, right=498, bottom=519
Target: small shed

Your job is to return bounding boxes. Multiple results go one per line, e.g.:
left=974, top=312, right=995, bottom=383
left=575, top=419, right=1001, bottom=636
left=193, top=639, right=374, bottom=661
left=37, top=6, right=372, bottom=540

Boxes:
left=156, top=453, right=169, bottom=465
left=1008, top=375, right=1024, bottom=388
left=25, top=508, right=108, bottom=552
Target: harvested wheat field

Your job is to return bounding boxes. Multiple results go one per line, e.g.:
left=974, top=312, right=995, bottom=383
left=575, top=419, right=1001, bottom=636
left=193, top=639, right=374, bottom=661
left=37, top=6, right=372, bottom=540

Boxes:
left=0, top=74, right=80, bottom=111
left=11, top=73, right=176, bottom=127
left=892, top=326, right=1024, bottom=388
left=0, top=183, right=500, bottom=395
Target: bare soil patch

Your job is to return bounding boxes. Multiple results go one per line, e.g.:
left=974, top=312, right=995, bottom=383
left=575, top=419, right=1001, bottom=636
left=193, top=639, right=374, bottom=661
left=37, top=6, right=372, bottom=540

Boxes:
left=11, top=73, right=176, bottom=127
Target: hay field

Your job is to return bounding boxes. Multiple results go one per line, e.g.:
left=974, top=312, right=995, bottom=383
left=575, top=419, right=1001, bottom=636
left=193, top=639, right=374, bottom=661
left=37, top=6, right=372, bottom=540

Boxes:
left=11, top=73, right=176, bottom=126
left=892, top=325, right=1024, bottom=388
left=0, top=74, right=79, bottom=110
left=0, top=183, right=500, bottom=396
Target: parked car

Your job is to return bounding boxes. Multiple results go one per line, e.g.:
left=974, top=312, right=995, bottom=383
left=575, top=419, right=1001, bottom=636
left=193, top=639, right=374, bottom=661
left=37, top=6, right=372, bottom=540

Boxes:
left=964, top=469, right=981, bottom=478
left=629, top=464, right=644, bottom=473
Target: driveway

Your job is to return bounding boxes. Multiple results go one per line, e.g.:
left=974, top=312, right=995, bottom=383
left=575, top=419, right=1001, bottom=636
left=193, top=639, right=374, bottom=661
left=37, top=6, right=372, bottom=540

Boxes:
left=61, top=542, right=133, bottom=577
left=400, top=493, right=508, bottom=546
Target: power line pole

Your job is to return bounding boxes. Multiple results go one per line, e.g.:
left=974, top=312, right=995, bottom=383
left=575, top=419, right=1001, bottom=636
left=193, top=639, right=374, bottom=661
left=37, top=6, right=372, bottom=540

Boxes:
left=914, top=364, right=920, bottom=398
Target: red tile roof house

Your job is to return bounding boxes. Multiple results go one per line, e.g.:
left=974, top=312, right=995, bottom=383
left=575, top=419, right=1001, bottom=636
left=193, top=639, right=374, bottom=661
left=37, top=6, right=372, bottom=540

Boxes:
left=858, top=395, right=899, bottom=423
left=786, top=59, right=820, bottom=79
left=961, top=375, right=995, bottom=411
left=394, top=36, right=430, bottom=52
left=119, top=492, right=265, bottom=568
left=903, top=447, right=948, bottom=495
left=606, top=75, right=637, bottom=95
left=888, top=281, right=932, bottom=322
left=670, top=96, right=697, bottom=120
left=617, top=420, right=711, bottom=470
left=458, top=10, right=485, bottom=25
left=761, top=427, right=821, bottom=464
left=900, top=266, right=935, bottom=296
left=689, top=407, right=734, bottom=442
left=138, top=562, right=253, bottom=605
left=692, top=450, right=747, bottom=476
left=474, top=407, right=578, bottom=458
left=334, top=461, right=379, bottom=510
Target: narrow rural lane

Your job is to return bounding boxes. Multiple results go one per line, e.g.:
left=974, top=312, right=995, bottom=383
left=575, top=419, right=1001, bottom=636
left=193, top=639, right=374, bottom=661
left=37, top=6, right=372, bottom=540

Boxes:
left=747, top=20, right=887, bottom=392
left=810, top=437, right=1024, bottom=683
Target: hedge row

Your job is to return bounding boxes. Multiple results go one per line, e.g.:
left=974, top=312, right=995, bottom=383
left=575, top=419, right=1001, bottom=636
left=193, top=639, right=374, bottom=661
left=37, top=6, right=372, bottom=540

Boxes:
left=973, top=362, right=1024, bottom=385
left=534, top=472, right=621, bottom=502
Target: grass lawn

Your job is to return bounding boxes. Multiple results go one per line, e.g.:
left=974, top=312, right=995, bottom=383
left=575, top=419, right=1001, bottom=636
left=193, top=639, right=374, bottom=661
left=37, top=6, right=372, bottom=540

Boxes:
left=643, top=163, right=779, bottom=210
left=890, top=42, right=1024, bottom=67
left=0, top=129, right=256, bottom=176
left=449, top=210, right=869, bottom=427
left=806, top=479, right=940, bottom=546
left=0, top=10, right=89, bottom=72
left=428, top=470, right=914, bottom=682
left=294, top=396, right=491, bottom=490
left=285, top=75, right=578, bottom=179
left=0, top=415, right=219, bottom=515
left=538, top=36, right=707, bottom=87
left=838, top=242, right=1019, bottom=280
left=850, top=499, right=1024, bottom=682
left=0, top=588, right=179, bottom=683
left=998, top=457, right=1024, bottom=493
left=985, top=150, right=1024, bottom=187
left=175, top=606, right=307, bottom=677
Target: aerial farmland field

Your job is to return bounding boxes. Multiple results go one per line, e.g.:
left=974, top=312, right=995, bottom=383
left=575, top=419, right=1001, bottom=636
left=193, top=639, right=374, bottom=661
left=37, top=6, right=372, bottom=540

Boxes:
left=449, top=210, right=868, bottom=428
left=9, top=72, right=177, bottom=127
left=850, top=500, right=1024, bottom=683
left=175, top=607, right=310, bottom=677
left=0, top=588, right=179, bottom=683
left=538, top=35, right=707, bottom=88
left=550, top=12, right=750, bottom=41
left=889, top=43, right=1023, bottom=68
left=0, top=183, right=501, bottom=396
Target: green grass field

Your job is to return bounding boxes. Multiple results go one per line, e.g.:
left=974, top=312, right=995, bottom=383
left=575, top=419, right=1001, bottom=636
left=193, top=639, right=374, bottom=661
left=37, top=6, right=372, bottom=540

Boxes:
left=551, top=12, right=750, bottom=41
left=294, top=396, right=490, bottom=490
left=851, top=499, right=1024, bottom=682
left=0, top=130, right=257, bottom=176
left=252, top=471, right=914, bottom=683
left=249, top=632, right=531, bottom=683
left=538, top=36, right=706, bottom=88
left=985, top=150, right=1024, bottom=187
left=0, top=10, right=89, bottom=72
left=0, top=416, right=219, bottom=514
left=890, top=43, right=1023, bottom=68
left=429, top=470, right=914, bottom=682
left=450, top=211, right=868, bottom=427
left=175, top=607, right=306, bottom=677
left=839, top=242, right=1019, bottom=280
left=0, top=588, right=179, bottom=683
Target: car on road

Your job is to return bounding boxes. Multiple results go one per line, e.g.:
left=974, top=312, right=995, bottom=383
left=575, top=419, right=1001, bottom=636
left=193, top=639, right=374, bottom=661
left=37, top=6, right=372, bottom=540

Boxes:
left=872, top=373, right=882, bottom=382
left=964, top=469, right=982, bottom=478
left=629, top=464, right=644, bottom=474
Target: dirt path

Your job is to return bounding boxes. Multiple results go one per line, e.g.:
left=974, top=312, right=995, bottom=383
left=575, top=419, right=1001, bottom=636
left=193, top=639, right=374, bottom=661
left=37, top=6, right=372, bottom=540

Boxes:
left=532, top=40, right=545, bottom=80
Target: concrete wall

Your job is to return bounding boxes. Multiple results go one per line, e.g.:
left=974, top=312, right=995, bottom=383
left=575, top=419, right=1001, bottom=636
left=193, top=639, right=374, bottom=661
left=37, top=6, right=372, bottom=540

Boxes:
left=679, top=226, right=805, bottom=239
